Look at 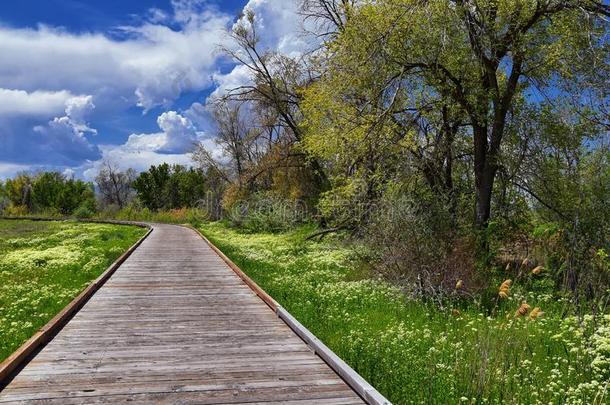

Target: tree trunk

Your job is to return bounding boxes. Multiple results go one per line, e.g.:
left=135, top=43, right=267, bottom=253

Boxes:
left=308, top=157, right=330, bottom=194
left=474, top=165, right=496, bottom=228
left=441, top=108, right=457, bottom=225
left=473, top=125, right=496, bottom=228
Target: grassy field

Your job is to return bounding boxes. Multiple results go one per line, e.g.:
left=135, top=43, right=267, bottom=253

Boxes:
left=0, top=219, right=146, bottom=362
left=200, top=221, right=610, bottom=405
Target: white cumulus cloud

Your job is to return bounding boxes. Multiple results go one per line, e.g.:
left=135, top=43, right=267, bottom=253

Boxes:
left=32, top=95, right=101, bottom=165
left=156, top=111, right=199, bottom=154
left=122, top=111, right=200, bottom=155
left=0, top=0, right=317, bottom=178
left=0, top=88, right=74, bottom=117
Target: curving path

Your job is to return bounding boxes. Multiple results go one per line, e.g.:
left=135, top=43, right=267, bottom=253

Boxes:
left=0, top=224, right=364, bottom=404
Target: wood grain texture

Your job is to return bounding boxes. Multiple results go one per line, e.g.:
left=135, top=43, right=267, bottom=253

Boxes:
left=0, top=224, right=364, bottom=404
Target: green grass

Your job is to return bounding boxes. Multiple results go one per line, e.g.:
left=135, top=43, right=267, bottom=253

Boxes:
left=200, top=221, right=610, bottom=405
left=0, top=219, right=146, bottom=362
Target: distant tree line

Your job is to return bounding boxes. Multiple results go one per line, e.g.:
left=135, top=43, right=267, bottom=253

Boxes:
left=0, top=172, right=95, bottom=217
left=94, top=162, right=224, bottom=215
left=131, top=163, right=202, bottom=211
left=0, top=162, right=224, bottom=219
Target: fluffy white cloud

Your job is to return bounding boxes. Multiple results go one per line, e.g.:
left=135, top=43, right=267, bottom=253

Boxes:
left=82, top=145, right=194, bottom=181
left=156, top=111, right=198, bottom=153
left=0, top=93, right=101, bottom=169
left=0, top=0, right=316, bottom=178
left=240, top=0, right=314, bottom=56
left=208, top=64, right=253, bottom=102
left=122, top=111, right=200, bottom=154
left=65, top=95, right=96, bottom=126
left=81, top=108, right=225, bottom=180
left=0, top=163, right=30, bottom=178
left=0, top=88, right=74, bottom=117
left=62, top=168, right=75, bottom=179
left=31, top=95, right=101, bottom=164
left=0, top=0, right=235, bottom=174
left=124, top=132, right=167, bottom=152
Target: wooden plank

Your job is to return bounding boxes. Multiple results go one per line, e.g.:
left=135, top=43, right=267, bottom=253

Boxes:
left=0, top=383, right=362, bottom=404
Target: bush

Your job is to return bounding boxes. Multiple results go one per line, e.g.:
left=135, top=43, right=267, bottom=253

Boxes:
left=362, top=192, right=484, bottom=300
left=72, top=204, right=95, bottom=219
left=3, top=205, right=29, bottom=217
left=226, top=192, right=307, bottom=232
left=186, top=208, right=206, bottom=227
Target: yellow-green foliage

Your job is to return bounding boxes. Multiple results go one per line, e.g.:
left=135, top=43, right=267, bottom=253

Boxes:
left=0, top=220, right=146, bottom=361
left=200, top=222, right=609, bottom=404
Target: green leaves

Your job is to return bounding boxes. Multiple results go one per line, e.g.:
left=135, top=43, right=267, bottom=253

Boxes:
left=133, top=164, right=208, bottom=211
left=2, top=171, right=95, bottom=216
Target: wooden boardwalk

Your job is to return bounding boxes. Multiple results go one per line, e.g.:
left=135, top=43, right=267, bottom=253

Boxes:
left=0, top=224, right=364, bottom=404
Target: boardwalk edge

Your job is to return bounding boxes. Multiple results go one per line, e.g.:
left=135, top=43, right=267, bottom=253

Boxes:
left=277, top=307, right=391, bottom=405
left=186, top=224, right=392, bottom=405
left=0, top=219, right=152, bottom=387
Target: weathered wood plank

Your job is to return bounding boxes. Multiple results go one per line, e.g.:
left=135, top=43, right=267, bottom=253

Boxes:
left=1, top=383, right=358, bottom=404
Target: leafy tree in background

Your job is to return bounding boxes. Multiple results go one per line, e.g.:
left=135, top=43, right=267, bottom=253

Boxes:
left=5, top=173, right=33, bottom=211
left=56, top=178, right=96, bottom=215
left=166, top=165, right=207, bottom=208
left=133, top=164, right=208, bottom=211
left=32, top=172, right=64, bottom=211
left=0, top=180, right=8, bottom=212
left=133, top=164, right=172, bottom=211
left=2, top=172, right=95, bottom=216
left=31, top=172, right=95, bottom=215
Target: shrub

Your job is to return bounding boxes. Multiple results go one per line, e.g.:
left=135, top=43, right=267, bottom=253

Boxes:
left=3, top=205, right=29, bottom=217
left=226, top=192, right=307, bottom=232
left=101, top=203, right=208, bottom=225
left=361, top=192, right=484, bottom=300
left=72, top=204, right=95, bottom=219
left=186, top=207, right=207, bottom=226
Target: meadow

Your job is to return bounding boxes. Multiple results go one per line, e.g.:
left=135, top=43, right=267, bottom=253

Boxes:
left=0, top=219, right=146, bottom=362
left=200, top=221, right=610, bottom=405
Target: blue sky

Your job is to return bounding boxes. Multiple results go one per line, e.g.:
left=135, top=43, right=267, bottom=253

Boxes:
left=0, top=1, right=246, bottom=32
left=0, top=0, right=308, bottom=179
